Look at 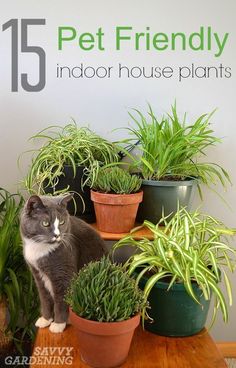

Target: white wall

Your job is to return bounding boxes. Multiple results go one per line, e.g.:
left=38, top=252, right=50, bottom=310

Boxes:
left=1, top=0, right=235, bottom=341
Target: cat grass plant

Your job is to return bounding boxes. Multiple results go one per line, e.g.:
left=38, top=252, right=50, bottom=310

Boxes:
left=88, top=166, right=143, bottom=233
left=88, top=165, right=142, bottom=194
left=0, top=189, right=39, bottom=352
left=65, top=256, right=147, bottom=322
left=122, top=103, right=230, bottom=185
left=119, top=103, right=231, bottom=223
left=23, top=122, right=119, bottom=194
left=65, top=257, right=147, bottom=367
left=113, top=207, right=236, bottom=334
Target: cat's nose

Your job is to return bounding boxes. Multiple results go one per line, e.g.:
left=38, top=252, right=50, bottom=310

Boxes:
left=52, top=233, right=61, bottom=242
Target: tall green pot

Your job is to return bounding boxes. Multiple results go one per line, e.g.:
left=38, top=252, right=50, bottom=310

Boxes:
left=137, top=178, right=198, bottom=223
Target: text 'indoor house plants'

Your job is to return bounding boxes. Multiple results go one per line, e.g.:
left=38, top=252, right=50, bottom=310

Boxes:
left=65, top=257, right=147, bottom=368
left=120, top=104, right=230, bottom=223
left=88, top=165, right=143, bottom=233
left=23, top=122, right=119, bottom=222
left=113, top=207, right=236, bottom=337
left=0, top=189, right=39, bottom=355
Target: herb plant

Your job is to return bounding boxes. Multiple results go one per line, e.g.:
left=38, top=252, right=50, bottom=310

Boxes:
left=113, top=207, right=236, bottom=325
left=120, top=104, right=230, bottom=189
left=23, top=122, right=119, bottom=194
left=87, top=165, right=142, bottom=194
left=0, top=189, right=39, bottom=350
left=65, top=257, right=147, bottom=322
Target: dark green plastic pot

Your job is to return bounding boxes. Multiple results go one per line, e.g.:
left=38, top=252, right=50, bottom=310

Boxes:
left=139, top=276, right=210, bottom=337
left=137, top=178, right=198, bottom=224
left=44, top=165, right=95, bottom=223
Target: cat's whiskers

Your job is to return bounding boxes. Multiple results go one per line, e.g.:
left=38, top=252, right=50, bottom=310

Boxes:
left=61, top=234, right=73, bottom=252
left=62, top=232, right=78, bottom=245
left=31, top=235, right=49, bottom=244
left=63, top=232, right=78, bottom=241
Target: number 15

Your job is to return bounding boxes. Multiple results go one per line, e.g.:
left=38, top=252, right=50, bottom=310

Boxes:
left=2, top=19, right=46, bottom=92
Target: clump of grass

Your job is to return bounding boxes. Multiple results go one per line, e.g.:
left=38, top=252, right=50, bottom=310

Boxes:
left=0, top=188, right=39, bottom=350
left=87, top=165, right=142, bottom=194
left=65, top=257, right=147, bottom=322
left=119, top=103, right=230, bottom=189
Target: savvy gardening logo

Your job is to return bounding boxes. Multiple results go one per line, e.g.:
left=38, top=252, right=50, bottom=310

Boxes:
left=5, top=347, right=74, bottom=365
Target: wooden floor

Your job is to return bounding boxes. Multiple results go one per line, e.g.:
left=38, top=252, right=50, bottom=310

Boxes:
left=217, top=342, right=236, bottom=359
left=31, top=325, right=227, bottom=368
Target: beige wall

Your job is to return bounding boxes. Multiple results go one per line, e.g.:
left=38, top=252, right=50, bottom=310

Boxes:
left=1, top=0, right=235, bottom=341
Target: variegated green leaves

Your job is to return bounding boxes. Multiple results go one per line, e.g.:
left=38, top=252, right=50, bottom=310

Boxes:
left=113, top=207, right=236, bottom=324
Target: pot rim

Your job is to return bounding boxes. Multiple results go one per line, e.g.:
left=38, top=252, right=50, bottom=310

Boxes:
left=63, top=164, right=85, bottom=168
left=142, top=178, right=198, bottom=187
left=91, top=190, right=143, bottom=197
left=137, top=273, right=201, bottom=291
left=91, top=190, right=143, bottom=205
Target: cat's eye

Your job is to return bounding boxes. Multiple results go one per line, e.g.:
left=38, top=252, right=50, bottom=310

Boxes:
left=42, top=220, right=50, bottom=227
left=59, top=220, right=65, bottom=225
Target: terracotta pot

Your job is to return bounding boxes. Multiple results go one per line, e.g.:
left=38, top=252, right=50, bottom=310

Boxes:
left=69, top=309, right=140, bottom=368
left=0, top=297, right=12, bottom=351
left=91, top=190, right=143, bottom=233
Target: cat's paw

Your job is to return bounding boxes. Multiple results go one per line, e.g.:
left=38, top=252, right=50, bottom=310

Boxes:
left=35, top=317, right=53, bottom=328
left=49, top=322, right=66, bottom=333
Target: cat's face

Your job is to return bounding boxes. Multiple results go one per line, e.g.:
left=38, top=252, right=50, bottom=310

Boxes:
left=20, top=195, right=73, bottom=244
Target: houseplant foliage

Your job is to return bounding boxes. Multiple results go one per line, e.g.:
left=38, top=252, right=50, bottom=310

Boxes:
left=22, top=122, right=119, bottom=221
left=65, top=256, right=146, bottom=322
left=65, top=257, right=147, bottom=367
left=87, top=165, right=143, bottom=233
left=119, top=103, right=231, bottom=223
left=113, top=207, right=236, bottom=336
left=24, top=122, right=119, bottom=194
left=0, top=189, right=39, bottom=352
left=88, top=165, right=142, bottom=194
left=123, top=103, right=230, bottom=184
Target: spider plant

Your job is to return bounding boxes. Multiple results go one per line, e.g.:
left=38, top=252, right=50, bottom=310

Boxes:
left=113, top=207, right=236, bottom=325
left=22, top=121, right=119, bottom=194
left=119, top=103, right=230, bottom=189
left=0, top=189, right=39, bottom=351
left=86, top=165, right=142, bottom=194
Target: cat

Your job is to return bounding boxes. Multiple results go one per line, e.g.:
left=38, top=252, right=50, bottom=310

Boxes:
left=20, top=194, right=106, bottom=333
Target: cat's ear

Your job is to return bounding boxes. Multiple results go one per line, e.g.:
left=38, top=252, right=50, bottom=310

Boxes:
left=26, top=195, right=45, bottom=214
left=59, top=193, right=74, bottom=208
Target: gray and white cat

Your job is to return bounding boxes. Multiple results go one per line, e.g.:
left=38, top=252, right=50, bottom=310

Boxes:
left=20, top=194, right=106, bottom=333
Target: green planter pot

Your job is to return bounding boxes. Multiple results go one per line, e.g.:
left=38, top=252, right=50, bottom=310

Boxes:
left=137, top=178, right=198, bottom=224
left=139, top=276, right=210, bottom=337
left=44, top=165, right=95, bottom=223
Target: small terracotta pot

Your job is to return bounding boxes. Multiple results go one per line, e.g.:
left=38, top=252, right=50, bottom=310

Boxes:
left=69, top=309, right=140, bottom=368
left=91, top=190, right=143, bottom=233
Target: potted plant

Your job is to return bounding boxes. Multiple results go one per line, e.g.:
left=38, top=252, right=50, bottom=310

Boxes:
left=0, top=189, right=39, bottom=353
left=22, top=122, right=119, bottom=223
left=113, top=207, right=236, bottom=337
left=87, top=165, right=143, bottom=233
left=65, top=256, right=147, bottom=368
left=119, top=103, right=230, bottom=223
